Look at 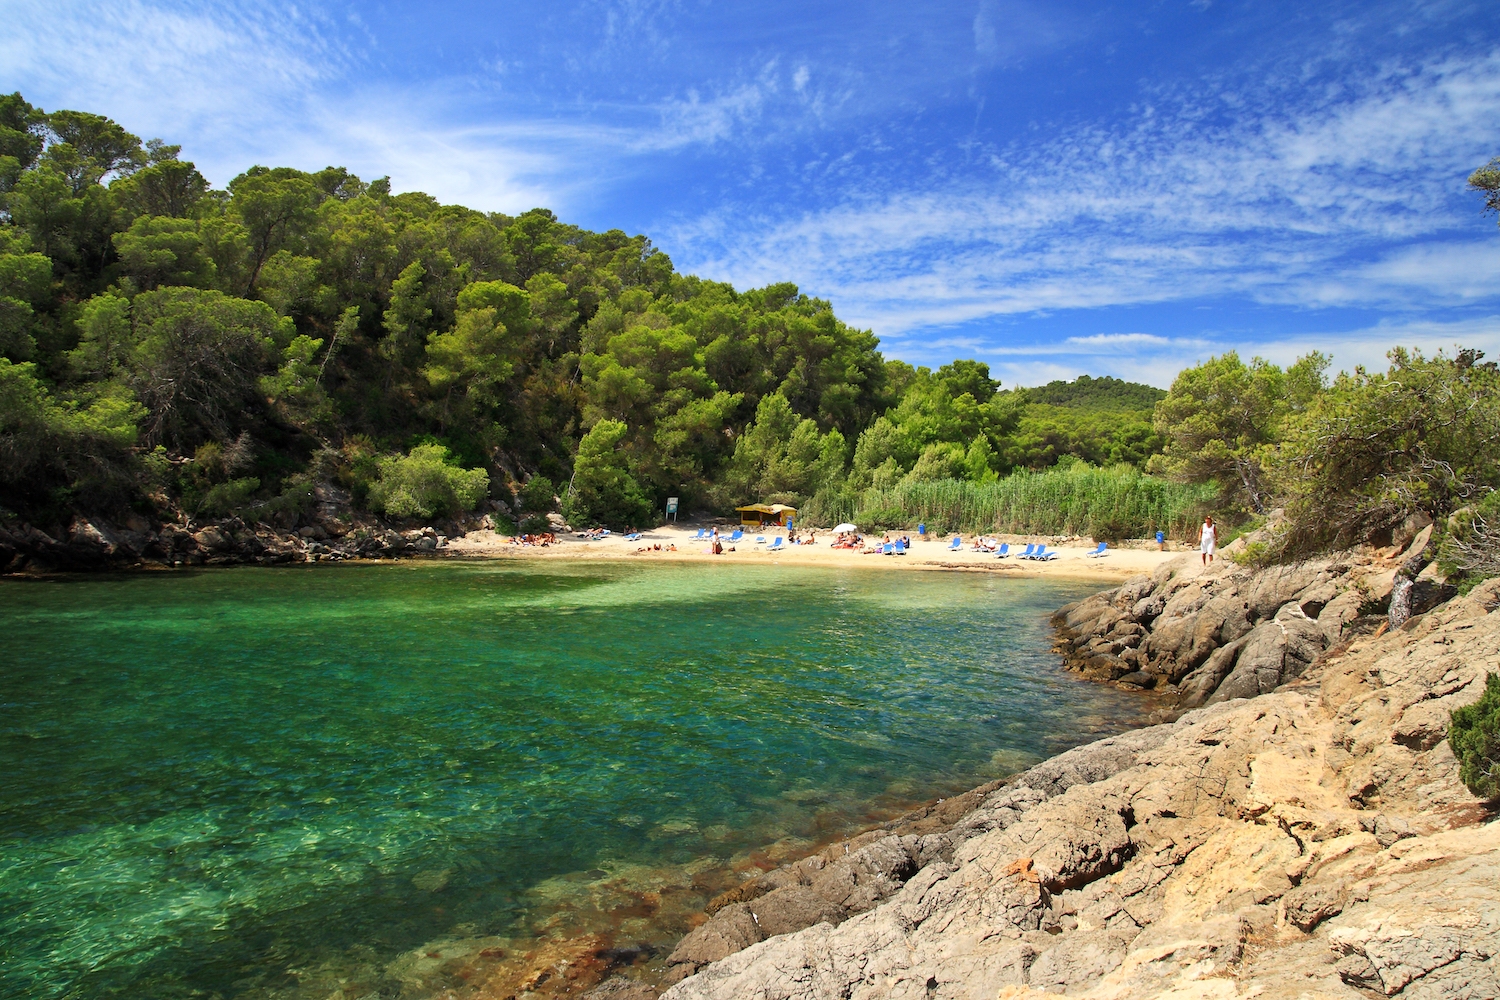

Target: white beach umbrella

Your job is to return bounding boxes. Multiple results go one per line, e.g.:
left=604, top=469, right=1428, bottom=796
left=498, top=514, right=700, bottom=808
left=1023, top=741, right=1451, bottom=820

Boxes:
left=832, top=523, right=858, bottom=534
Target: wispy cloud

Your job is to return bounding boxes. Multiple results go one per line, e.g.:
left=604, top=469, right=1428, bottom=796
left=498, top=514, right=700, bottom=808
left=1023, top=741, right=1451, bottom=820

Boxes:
left=670, top=48, right=1500, bottom=335
left=911, top=315, right=1500, bottom=389
left=0, top=0, right=616, bottom=210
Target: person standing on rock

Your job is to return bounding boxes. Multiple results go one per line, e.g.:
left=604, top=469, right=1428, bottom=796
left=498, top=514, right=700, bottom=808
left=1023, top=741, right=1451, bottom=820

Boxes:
left=1200, top=515, right=1217, bottom=566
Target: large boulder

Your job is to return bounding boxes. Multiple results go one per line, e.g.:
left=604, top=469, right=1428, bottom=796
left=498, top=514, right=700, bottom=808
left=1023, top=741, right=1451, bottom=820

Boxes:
left=1177, top=636, right=1249, bottom=707
left=1208, top=604, right=1328, bottom=704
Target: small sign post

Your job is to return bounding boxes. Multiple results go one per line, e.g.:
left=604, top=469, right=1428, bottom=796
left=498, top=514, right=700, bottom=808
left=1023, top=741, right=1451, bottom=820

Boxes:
left=666, top=497, right=679, bottom=522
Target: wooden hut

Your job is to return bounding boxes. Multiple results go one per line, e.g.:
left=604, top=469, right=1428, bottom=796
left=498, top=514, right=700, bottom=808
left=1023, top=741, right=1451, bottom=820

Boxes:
left=735, top=503, right=797, bottom=528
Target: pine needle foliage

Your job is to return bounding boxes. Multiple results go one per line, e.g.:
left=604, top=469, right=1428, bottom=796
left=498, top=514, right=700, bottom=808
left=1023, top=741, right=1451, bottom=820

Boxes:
left=1449, top=672, right=1500, bottom=800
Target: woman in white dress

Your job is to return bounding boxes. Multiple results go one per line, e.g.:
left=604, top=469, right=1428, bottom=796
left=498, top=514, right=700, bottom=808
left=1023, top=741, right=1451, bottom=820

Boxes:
left=1200, top=515, right=1217, bottom=566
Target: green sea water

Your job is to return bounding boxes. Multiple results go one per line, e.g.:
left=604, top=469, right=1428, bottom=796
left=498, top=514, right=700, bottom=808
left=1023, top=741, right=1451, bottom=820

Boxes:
left=0, top=561, right=1146, bottom=1000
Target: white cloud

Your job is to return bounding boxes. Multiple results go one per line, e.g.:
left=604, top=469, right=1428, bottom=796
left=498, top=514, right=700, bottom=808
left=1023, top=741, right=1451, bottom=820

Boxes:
left=906, top=315, right=1500, bottom=389
left=1294, top=239, right=1500, bottom=306
left=669, top=49, right=1500, bottom=336
left=0, top=0, right=614, bottom=211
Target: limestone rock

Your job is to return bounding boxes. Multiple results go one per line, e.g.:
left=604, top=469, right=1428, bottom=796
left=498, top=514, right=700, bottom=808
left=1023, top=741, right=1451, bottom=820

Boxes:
left=1207, top=604, right=1327, bottom=704
left=665, top=902, right=762, bottom=970
left=585, top=978, right=659, bottom=999
left=662, top=580, right=1500, bottom=1000
left=749, top=885, right=845, bottom=937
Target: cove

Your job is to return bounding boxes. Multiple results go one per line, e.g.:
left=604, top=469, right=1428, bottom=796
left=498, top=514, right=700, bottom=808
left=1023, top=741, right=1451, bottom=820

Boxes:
left=0, top=561, right=1147, bottom=1000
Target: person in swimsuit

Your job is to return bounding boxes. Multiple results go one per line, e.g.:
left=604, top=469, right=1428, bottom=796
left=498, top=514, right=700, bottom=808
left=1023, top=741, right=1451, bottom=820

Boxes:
left=1200, top=515, right=1217, bottom=566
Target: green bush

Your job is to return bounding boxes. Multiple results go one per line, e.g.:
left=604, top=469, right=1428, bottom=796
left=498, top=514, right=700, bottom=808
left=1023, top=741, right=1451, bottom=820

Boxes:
left=853, top=505, right=907, bottom=531
left=197, top=476, right=260, bottom=517
left=1436, top=491, right=1500, bottom=588
left=1449, top=672, right=1500, bottom=800
left=366, top=444, right=489, bottom=520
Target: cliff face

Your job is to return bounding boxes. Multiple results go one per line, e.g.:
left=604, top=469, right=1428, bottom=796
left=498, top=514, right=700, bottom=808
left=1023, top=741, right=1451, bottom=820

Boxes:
left=644, top=576, right=1500, bottom=1000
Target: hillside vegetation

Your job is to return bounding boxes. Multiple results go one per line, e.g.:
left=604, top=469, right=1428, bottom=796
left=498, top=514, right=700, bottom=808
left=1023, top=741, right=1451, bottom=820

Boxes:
left=1, top=93, right=1497, bottom=580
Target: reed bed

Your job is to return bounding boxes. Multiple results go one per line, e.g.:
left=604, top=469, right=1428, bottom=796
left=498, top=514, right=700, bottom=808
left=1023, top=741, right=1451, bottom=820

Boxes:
left=833, top=465, right=1215, bottom=539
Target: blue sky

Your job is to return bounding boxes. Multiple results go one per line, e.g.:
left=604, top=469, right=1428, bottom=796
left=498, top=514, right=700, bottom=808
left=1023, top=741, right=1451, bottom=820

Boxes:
left=3, top=0, right=1499, bottom=386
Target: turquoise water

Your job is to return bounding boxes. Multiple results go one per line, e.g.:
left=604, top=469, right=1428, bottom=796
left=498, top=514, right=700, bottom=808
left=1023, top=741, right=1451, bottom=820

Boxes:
left=0, top=561, right=1144, bottom=1000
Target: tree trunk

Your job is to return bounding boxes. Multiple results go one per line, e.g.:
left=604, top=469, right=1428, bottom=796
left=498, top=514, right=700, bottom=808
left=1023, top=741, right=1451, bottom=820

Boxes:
left=1388, top=534, right=1434, bottom=630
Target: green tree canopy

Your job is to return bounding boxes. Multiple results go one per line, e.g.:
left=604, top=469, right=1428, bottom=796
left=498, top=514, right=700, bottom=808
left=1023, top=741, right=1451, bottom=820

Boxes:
left=1148, top=351, right=1327, bottom=514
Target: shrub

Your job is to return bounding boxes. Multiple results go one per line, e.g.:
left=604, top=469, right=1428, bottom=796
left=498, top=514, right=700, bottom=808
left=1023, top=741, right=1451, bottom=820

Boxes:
left=197, top=477, right=261, bottom=517
left=1436, top=491, right=1500, bottom=587
left=1449, top=672, right=1500, bottom=800
left=366, top=444, right=489, bottom=520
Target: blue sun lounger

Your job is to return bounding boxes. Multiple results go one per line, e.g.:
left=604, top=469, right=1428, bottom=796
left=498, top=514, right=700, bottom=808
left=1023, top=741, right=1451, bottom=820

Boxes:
left=894, top=540, right=906, bottom=555
left=947, top=536, right=962, bottom=551
left=1028, top=545, right=1059, bottom=561
left=625, top=532, right=641, bottom=541
left=995, top=542, right=1010, bottom=558
left=729, top=529, right=744, bottom=542
left=1018, top=543, right=1036, bottom=558
left=1086, top=542, right=1108, bottom=558
left=882, top=543, right=895, bottom=555
left=693, top=528, right=707, bottom=540
left=768, top=536, right=784, bottom=550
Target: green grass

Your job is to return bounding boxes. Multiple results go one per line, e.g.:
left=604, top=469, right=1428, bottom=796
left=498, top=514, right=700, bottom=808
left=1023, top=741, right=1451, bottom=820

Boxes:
left=835, top=465, right=1216, bottom=539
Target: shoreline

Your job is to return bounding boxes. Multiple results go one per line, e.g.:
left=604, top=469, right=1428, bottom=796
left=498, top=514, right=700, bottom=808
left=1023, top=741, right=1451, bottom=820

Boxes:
left=441, top=520, right=1193, bottom=584
left=378, top=669, right=1168, bottom=1000
left=627, top=565, right=1500, bottom=1000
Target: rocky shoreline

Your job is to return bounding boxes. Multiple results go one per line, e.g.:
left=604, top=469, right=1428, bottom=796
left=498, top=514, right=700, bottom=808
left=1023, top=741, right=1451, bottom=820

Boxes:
left=1048, top=525, right=1455, bottom=710
left=582, top=547, right=1499, bottom=1000
left=0, top=508, right=491, bottom=573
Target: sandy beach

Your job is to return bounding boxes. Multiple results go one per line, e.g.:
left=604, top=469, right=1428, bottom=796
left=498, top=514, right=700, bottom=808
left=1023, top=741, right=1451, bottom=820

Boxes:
left=444, top=520, right=1197, bottom=581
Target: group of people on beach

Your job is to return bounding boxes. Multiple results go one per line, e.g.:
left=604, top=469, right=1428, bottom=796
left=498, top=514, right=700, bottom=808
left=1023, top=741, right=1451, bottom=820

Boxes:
left=510, top=532, right=557, bottom=546
left=866, top=533, right=911, bottom=553
left=506, top=515, right=1221, bottom=563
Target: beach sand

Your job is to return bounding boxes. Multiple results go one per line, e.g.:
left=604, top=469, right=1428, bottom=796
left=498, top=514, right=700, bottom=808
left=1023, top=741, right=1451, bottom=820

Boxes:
left=444, top=521, right=1200, bottom=581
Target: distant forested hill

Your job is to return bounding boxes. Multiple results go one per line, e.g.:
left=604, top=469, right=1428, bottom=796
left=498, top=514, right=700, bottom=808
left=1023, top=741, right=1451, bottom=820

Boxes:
left=1024, top=374, right=1166, bottom=411
left=987, top=375, right=1166, bottom=470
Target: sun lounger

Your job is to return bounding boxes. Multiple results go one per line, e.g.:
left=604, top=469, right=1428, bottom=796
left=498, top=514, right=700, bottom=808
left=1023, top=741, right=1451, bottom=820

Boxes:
left=1018, top=543, right=1036, bottom=558
left=693, top=528, right=707, bottom=540
left=729, top=529, right=744, bottom=542
left=882, top=543, right=894, bottom=555
left=755, top=535, right=766, bottom=544
left=1028, top=545, right=1058, bottom=561
left=625, top=532, right=641, bottom=541
left=947, top=536, right=962, bottom=551
left=894, top=541, right=906, bottom=555
left=769, top=537, right=784, bottom=550
left=1086, top=542, right=1108, bottom=558
left=995, top=542, right=1010, bottom=558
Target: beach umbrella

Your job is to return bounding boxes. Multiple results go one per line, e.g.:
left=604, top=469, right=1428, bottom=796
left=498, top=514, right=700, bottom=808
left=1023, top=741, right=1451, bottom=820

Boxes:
left=832, top=523, right=858, bottom=534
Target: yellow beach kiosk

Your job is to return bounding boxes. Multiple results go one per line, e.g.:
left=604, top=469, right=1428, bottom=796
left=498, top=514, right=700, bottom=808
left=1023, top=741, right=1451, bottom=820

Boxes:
left=735, top=503, right=797, bottom=528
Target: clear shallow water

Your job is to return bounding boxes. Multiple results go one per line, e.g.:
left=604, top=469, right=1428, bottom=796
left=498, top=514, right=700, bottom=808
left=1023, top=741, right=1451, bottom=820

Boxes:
left=0, top=561, right=1145, bottom=1000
